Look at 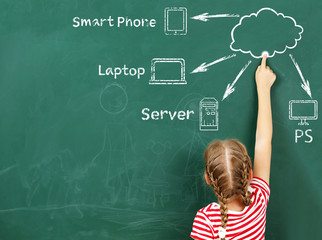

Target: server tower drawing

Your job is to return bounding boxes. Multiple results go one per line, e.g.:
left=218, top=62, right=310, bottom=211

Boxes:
left=199, top=97, right=219, bottom=131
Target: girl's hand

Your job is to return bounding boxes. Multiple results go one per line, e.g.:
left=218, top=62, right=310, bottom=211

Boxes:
left=255, top=55, right=276, bottom=91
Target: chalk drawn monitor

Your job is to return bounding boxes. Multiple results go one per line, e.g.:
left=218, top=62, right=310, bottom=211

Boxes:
left=289, top=100, right=318, bottom=125
left=164, top=7, right=187, bottom=35
left=150, top=58, right=186, bottom=85
left=199, top=97, right=219, bottom=131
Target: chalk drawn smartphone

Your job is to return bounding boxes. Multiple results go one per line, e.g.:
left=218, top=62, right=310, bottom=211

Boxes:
left=199, top=98, right=219, bottom=131
left=164, top=7, right=187, bottom=35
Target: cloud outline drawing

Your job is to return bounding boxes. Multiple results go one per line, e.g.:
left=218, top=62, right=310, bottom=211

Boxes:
left=230, top=7, right=304, bottom=58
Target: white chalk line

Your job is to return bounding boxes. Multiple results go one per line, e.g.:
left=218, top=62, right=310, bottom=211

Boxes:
left=222, top=60, right=252, bottom=100
left=289, top=54, right=312, bottom=98
left=230, top=7, right=304, bottom=58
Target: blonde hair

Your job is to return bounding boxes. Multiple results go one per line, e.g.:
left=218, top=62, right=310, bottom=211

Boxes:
left=204, top=139, right=252, bottom=240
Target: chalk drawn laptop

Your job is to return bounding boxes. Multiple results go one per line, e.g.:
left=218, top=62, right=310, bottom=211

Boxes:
left=150, top=58, right=186, bottom=85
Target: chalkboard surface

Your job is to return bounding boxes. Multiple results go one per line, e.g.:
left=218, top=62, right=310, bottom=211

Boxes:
left=0, top=0, right=321, bottom=239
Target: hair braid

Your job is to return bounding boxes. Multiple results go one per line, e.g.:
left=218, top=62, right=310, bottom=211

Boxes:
left=209, top=176, right=228, bottom=240
left=207, top=172, right=219, bottom=196
left=240, top=154, right=252, bottom=206
left=228, top=139, right=253, bottom=206
left=219, top=194, right=228, bottom=228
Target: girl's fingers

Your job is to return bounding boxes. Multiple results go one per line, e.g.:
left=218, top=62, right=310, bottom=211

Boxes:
left=261, top=55, right=267, bottom=67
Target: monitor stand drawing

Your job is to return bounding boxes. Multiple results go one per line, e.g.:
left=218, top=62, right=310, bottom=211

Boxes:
left=150, top=58, right=186, bottom=85
left=289, top=100, right=318, bottom=125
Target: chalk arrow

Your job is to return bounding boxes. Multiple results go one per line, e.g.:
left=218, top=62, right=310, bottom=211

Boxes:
left=191, top=54, right=236, bottom=74
left=222, top=60, right=252, bottom=101
left=191, top=13, right=240, bottom=22
left=289, top=54, right=312, bottom=98
left=222, top=83, right=236, bottom=101
left=301, top=80, right=311, bottom=98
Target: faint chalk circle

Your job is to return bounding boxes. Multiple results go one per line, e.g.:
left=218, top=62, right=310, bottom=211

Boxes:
left=99, top=83, right=128, bottom=114
left=149, top=140, right=169, bottom=155
left=175, top=93, right=205, bottom=122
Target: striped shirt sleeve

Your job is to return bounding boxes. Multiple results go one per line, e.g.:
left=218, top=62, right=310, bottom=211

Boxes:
left=250, top=177, right=270, bottom=205
left=190, top=210, right=215, bottom=240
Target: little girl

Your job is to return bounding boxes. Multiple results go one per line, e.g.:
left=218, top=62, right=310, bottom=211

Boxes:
left=191, top=55, right=276, bottom=240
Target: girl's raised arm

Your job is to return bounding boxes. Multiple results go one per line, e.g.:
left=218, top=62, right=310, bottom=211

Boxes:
left=253, top=55, right=276, bottom=185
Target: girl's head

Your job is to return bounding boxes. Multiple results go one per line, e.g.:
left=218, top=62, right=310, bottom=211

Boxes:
left=204, top=139, right=253, bottom=235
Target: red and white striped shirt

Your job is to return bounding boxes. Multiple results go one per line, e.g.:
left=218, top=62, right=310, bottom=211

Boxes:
left=190, top=177, right=270, bottom=240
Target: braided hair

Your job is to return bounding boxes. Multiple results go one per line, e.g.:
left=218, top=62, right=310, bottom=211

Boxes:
left=204, top=139, right=252, bottom=240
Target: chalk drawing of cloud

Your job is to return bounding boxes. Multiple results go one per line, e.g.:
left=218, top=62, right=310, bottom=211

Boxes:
left=230, top=8, right=303, bottom=58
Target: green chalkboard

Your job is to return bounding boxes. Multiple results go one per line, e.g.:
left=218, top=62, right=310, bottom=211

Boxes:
left=0, top=0, right=321, bottom=239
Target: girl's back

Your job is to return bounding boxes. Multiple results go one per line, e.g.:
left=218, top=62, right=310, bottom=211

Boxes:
left=191, top=177, right=269, bottom=239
